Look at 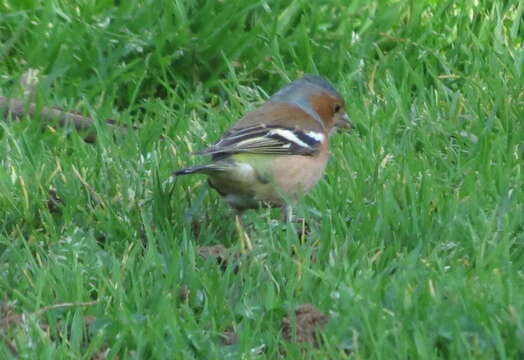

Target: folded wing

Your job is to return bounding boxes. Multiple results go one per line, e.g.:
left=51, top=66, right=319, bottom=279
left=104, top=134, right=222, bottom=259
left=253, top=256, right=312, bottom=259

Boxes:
left=194, top=124, right=324, bottom=158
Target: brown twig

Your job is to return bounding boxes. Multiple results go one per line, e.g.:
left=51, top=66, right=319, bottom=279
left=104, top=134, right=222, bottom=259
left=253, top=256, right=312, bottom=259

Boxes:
left=35, top=300, right=99, bottom=316
left=0, top=95, right=165, bottom=144
left=0, top=96, right=121, bottom=143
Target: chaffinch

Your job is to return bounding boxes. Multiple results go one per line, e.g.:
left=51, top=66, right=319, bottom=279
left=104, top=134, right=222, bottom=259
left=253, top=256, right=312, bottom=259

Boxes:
left=175, top=75, right=351, bottom=251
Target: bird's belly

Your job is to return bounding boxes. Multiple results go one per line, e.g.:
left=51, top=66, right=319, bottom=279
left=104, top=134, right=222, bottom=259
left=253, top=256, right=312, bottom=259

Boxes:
left=208, top=155, right=328, bottom=211
left=272, top=155, right=328, bottom=196
left=207, top=161, right=271, bottom=211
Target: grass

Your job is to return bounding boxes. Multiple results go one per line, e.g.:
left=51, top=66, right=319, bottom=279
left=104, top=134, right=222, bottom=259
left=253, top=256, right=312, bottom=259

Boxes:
left=1, top=0, right=523, bottom=358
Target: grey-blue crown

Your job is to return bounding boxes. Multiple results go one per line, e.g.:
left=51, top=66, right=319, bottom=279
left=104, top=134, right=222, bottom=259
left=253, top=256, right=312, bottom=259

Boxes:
left=300, top=75, right=341, bottom=98
left=268, top=74, right=341, bottom=125
left=270, top=74, right=341, bottom=102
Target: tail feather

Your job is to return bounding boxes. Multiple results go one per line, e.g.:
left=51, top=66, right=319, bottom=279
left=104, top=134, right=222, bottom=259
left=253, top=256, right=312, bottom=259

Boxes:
left=174, top=165, right=208, bottom=176
left=174, top=163, right=227, bottom=176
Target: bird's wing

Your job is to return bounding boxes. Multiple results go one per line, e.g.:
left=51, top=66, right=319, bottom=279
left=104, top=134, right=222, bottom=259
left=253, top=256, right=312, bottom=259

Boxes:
left=193, top=124, right=325, bottom=157
left=194, top=102, right=325, bottom=158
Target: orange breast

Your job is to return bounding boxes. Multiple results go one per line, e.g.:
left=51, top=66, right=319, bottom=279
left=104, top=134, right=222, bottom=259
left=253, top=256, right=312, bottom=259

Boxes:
left=271, top=142, right=329, bottom=199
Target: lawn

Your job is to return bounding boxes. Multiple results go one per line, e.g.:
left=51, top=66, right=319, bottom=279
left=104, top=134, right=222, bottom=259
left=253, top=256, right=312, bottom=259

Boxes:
left=1, top=0, right=523, bottom=358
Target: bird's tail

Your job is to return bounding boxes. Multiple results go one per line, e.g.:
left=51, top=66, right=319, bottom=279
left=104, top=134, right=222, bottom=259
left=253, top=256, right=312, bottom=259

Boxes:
left=174, top=163, right=226, bottom=176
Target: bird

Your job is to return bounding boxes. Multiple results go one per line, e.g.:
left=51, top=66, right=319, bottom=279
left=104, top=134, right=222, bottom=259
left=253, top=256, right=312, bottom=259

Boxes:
left=175, top=75, right=352, bottom=252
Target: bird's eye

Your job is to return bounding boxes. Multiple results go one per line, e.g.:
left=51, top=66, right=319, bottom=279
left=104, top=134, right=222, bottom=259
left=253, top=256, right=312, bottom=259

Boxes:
left=333, top=104, right=342, bottom=113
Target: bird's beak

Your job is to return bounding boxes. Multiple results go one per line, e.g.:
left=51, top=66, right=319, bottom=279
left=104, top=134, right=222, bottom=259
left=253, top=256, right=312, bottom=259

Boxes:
left=336, top=113, right=354, bottom=131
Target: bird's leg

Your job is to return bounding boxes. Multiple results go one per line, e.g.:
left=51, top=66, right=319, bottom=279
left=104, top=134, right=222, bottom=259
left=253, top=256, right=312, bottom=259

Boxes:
left=283, top=204, right=294, bottom=223
left=235, top=214, right=252, bottom=253
left=283, top=204, right=304, bottom=223
left=282, top=204, right=310, bottom=240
